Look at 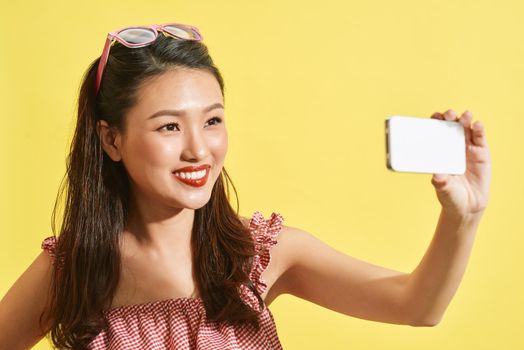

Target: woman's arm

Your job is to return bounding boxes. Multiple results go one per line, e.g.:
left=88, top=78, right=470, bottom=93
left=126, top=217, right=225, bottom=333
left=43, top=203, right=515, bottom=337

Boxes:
left=0, top=251, right=53, bottom=350
left=268, top=109, right=491, bottom=327
left=406, top=209, right=483, bottom=326
left=268, top=212, right=480, bottom=326
left=270, top=225, right=415, bottom=325
left=269, top=211, right=484, bottom=327
left=271, top=210, right=483, bottom=326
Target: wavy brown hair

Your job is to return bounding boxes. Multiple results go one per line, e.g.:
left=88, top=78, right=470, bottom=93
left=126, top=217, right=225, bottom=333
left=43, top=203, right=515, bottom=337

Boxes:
left=39, top=34, right=264, bottom=349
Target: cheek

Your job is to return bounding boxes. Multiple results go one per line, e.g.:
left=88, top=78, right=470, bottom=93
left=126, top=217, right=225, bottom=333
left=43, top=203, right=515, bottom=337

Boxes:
left=210, top=130, right=228, bottom=158
left=125, top=136, right=178, bottom=170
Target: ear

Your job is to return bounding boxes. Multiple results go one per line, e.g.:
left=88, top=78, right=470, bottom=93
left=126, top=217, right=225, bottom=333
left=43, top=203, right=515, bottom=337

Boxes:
left=96, top=120, right=123, bottom=162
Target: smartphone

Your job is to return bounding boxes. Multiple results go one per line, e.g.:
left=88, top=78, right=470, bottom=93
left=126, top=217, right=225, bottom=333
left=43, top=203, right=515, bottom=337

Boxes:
left=385, top=116, right=466, bottom=175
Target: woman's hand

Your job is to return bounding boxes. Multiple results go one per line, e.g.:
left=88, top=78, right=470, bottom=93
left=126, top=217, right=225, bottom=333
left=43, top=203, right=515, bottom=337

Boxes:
left=430, top=109, right=492, bottom=217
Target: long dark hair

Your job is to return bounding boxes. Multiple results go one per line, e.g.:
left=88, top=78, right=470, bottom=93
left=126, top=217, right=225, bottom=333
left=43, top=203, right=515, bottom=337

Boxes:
left=40, top=34, right=263, bottom=349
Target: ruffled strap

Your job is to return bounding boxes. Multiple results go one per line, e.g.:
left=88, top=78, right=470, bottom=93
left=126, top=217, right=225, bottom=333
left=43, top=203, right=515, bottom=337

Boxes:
left=41, top=235, right=63, bottom=268
left=239, top=211, right=284, bottom=312
left=41, top=236, right=57, bottom=258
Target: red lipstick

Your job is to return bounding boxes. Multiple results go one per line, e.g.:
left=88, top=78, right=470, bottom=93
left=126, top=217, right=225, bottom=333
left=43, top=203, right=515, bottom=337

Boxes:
left=172, top=164, right=211, bottom=187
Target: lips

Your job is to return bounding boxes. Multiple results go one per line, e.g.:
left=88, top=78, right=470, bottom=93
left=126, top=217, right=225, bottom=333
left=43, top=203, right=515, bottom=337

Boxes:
left=172, top=164, right=211, bottom=187
left=173, top=164, right=211, bottom=173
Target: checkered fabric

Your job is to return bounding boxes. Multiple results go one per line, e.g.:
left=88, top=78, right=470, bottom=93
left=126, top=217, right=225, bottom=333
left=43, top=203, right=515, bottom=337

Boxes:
left=41, top=211, right=285, bottom=349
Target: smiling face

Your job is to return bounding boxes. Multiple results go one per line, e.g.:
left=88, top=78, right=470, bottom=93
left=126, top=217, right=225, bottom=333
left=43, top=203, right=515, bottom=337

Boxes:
left=98, top=68, right=228, bottom=211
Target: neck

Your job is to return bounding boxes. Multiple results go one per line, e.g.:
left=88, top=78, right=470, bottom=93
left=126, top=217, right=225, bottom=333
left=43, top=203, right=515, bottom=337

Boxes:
left=124, top=187, right=195, bottom=255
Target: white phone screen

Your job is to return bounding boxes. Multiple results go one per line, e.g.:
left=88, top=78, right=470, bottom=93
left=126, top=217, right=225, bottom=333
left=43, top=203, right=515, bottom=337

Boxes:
left=386, top=116, right=466, bottom=175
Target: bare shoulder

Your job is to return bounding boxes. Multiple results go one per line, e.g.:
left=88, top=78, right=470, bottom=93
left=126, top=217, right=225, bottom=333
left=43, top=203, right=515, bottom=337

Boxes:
left=0, top=249, right=54, bottom=349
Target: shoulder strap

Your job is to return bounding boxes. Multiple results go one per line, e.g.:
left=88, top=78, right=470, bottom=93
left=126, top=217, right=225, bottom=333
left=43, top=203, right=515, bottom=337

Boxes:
left=239, top=211, right=284, bottom=312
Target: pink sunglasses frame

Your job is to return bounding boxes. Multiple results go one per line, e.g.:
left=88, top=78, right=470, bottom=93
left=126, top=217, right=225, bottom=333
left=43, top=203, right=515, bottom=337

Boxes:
left=95, top=23, right=203, bottom=95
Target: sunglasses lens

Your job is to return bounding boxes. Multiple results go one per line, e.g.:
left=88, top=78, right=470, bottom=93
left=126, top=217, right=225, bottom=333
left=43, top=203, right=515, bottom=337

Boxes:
left=164, top=25, right=201, bottom=40
left=118, top=28, right=156, bottom=44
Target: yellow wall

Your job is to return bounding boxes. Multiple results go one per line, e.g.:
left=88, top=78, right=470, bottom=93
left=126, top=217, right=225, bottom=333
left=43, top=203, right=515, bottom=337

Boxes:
left=1, top=1, right=522, bottom=349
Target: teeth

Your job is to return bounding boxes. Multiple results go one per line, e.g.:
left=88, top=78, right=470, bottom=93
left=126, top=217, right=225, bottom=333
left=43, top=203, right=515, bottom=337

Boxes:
left=174, top=169, right=207, bottom=180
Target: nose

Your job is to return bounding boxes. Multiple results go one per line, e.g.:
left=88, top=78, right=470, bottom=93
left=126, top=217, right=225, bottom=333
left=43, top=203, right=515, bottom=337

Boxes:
left=181, top=124, right=210, bottom=161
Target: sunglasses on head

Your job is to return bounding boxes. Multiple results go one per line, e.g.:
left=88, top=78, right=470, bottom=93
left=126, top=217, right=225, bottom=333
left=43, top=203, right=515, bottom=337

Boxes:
left=95, top=23, right=204, bottom=95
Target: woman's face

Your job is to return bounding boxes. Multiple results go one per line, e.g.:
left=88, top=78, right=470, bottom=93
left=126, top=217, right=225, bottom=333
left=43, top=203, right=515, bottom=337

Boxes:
left=102, top=68, right=228, bottom=211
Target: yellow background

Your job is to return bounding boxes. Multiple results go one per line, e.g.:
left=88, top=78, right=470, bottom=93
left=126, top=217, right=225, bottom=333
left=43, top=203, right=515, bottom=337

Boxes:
left=1, top=0, right=522, bottom=349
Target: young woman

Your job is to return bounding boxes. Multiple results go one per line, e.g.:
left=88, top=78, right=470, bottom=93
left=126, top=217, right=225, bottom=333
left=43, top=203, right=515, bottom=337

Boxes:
left=0, top=23, right=492, bottom=350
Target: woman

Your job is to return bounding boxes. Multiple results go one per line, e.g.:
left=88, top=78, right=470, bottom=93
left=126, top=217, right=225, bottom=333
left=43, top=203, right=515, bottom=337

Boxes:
left=0, top=23, right=492, bottom=349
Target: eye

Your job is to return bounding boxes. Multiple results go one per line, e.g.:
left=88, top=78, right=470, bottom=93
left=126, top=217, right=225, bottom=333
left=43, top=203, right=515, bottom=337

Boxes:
left=158, top=122, right=180, bottom=132
left=206, top=116, right=223, bottom=126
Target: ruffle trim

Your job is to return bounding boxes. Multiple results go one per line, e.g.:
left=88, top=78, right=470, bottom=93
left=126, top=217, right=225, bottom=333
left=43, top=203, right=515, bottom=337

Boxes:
left=41, top=235, right=57, bottom=259
left=41, top=235, right=66, bottom=270
left=239, top=211, right=284, bottom=312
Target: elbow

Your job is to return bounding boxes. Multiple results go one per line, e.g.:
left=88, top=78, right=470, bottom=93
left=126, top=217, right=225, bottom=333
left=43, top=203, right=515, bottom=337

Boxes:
left=404, top=300, right=443, bottom=327
left=409, top=315, right=442, bottom=327
left=410, top=319, right=440, bottom=327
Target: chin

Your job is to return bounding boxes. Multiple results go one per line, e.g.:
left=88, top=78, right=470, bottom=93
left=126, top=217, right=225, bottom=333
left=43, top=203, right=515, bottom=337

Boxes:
left=178, top=192, right=213, bottom=210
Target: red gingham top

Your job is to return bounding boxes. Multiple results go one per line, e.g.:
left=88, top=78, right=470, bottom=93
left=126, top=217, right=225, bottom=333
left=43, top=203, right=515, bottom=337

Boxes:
left=41, top=211, right=285, bottom=350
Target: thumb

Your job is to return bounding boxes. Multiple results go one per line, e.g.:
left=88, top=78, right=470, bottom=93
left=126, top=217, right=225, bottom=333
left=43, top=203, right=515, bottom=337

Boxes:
left=431, top=173, right=449, bottom=189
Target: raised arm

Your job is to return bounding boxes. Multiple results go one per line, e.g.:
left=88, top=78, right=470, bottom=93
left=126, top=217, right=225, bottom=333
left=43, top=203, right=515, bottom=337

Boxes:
left=268, top=109, right=491, bottom=327
left=0, top=251, right=53, bottom=349
left=271, top=210, right=483, bottom=327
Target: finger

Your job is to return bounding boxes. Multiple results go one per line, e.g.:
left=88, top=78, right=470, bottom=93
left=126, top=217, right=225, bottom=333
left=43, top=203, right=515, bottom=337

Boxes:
left=431, top=173, right=449, bottom=190
left=459, top=110, right=473, bottom=128
left=443, top=109, right=458, bottom=121
left=430, top=112, right=444, bottom=120
left=471, top=121, right=488, bottom=147
left=459, top=110, right=473, bottom=147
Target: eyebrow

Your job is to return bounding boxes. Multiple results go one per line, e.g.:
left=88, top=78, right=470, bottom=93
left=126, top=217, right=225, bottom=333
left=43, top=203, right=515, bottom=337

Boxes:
left=147, top=102, right=224, bottom=120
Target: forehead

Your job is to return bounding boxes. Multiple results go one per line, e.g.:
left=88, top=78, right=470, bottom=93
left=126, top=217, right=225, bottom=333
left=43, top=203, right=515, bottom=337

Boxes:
left=129, top=68, right=223, bottom=121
